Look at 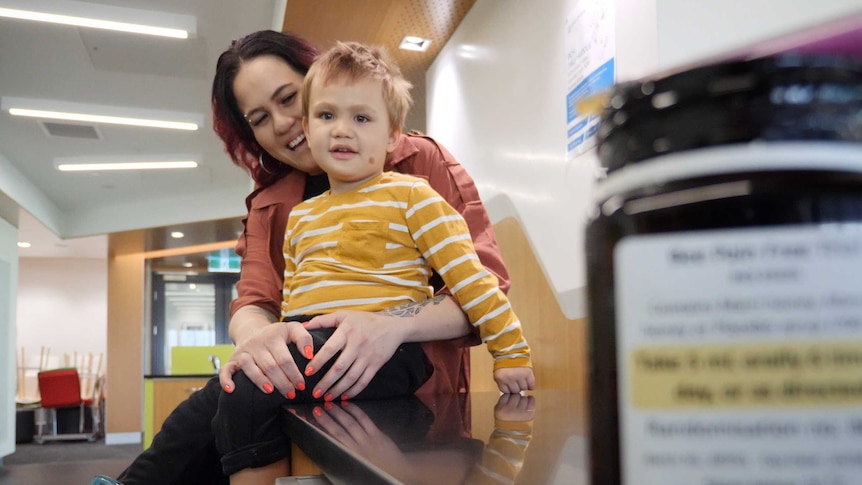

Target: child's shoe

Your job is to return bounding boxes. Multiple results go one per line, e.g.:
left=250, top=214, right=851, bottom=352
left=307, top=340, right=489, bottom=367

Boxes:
left=89, top=476, right=122, bottom=485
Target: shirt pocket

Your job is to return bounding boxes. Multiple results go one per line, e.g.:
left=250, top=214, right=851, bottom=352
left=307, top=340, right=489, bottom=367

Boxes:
left=335, top=220, right=389, bottom=269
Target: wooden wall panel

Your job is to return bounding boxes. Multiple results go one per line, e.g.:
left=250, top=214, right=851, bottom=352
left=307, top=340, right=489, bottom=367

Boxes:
left=470, top=218, right=587, bottom=394
left=106, top=232, right=145, bottom=436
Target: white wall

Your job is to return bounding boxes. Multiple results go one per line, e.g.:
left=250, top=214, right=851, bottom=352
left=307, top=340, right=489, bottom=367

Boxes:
left=427, top=0, right=860, bottom=319
left=16, top=258, right=108, bottom=368
left=0, top=217, right=18, bottom=459
left=426, top=0, right=656, bottom=319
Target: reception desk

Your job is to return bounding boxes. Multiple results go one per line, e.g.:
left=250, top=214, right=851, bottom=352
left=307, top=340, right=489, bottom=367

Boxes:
left=143, top=374, right=213, bottom=448
left=282, top=389, right=586, bottom=484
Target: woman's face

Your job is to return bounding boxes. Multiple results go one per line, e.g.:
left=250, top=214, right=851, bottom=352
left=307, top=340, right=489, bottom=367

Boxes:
left=232, top=55, right=322, bottom=175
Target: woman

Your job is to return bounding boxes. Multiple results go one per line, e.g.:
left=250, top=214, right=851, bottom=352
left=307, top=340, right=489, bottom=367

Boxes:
left=114, top=30, right=509, bottom=485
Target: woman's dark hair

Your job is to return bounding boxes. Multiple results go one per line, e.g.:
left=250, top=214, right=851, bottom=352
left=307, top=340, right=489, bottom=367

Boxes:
left=212, top=30, right=320, bottom=187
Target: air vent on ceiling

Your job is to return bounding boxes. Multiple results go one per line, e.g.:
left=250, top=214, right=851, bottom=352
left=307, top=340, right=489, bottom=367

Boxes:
left=40, top=121, right=101, bottom=140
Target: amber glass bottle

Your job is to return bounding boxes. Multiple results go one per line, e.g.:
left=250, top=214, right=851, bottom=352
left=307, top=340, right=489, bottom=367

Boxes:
left=587, top=56, right=862, bottom=485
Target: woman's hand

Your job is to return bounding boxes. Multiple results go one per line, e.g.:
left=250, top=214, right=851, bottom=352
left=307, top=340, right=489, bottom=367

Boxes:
left=219, top=309, right=313, bottom=397
left=302, top=310, right=409, bottom=400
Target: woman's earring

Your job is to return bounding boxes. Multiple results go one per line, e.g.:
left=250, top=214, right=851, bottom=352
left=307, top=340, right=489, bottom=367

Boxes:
left=259, top=152, right=273, bottom=174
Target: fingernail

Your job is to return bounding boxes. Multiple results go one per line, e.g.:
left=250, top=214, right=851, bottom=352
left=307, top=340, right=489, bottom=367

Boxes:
left=223, top=384, right=233, bottom=394
left=324, top=393, right=333, bottom=402
left=324, top=401, right=334, bottom=410
left=304, top=345, right=313, bottom=359
left=305, top=366, right=315, bottom=376
left=313, top=389, right=323, bottom=399
left=313, top=406, right=323, bottom=417
left=340, top=400, right=350, bottom=407
left=341, top=394, right=349, bottom=401
left=263, top=383, right=274, bottom=394
left=296, top=381, right=306, bottom=391
left=286, top=390, right=296, bottom=399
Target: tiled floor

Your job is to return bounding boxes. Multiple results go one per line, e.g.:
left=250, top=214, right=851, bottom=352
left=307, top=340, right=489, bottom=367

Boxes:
left=0, top=458, right=130, bottom=485
left=0, top=439, right=139, bottom=485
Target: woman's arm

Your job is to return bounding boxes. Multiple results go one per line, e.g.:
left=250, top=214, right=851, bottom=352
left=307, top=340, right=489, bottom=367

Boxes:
left=301, top=295, right=470, bottom=399
left=220, top=174, right=314, bottom=395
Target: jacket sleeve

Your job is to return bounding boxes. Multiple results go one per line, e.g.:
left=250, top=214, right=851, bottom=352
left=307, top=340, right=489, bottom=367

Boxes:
left=229, top=170, right=310, bottom=320
left=401, top=135, right=511, bottom=295
left=229, top=198, right=284, bottom=320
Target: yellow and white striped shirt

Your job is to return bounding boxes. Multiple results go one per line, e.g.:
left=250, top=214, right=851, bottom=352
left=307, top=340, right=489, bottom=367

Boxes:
left=282, top=172, right=530, bottom=369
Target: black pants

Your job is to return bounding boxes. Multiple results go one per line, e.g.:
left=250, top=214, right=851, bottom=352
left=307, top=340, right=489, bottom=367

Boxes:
left=117, top=376, right=228, bottom=485
left=118, top=326, right=430, bottom=483
left=212, top=326, right=431, bottom=476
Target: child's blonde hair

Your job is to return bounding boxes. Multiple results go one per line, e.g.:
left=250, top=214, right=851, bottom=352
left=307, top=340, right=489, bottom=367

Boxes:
left=302, top=41, right=413, bottom=132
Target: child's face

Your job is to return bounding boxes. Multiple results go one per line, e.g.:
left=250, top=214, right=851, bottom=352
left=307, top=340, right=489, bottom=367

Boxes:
left=303, top=75, right=400, bottom=193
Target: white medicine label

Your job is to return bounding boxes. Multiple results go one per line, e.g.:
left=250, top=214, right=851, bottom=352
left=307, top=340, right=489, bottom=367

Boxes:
left=615, top=226, right=862, bottom=485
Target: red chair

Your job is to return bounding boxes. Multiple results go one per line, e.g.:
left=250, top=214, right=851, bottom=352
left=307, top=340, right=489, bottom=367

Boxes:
left=35, top=368, right=101, bottom=443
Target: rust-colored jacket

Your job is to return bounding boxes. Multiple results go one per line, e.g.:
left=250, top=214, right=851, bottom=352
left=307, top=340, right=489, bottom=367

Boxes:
left=230, top=133, right=510, bottom=394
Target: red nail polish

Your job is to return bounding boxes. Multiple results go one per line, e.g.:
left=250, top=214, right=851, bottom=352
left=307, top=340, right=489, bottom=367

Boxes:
left=263, top=383, right=274, bottom=394
left=324, top=393, right=333, bottom=402
left=296, top=382, right=306, bottom=391
left=223, top=384, right=232, bottom=394
left=324, top=401, right=333, bottom=410
left=305, top=366, right=315, bottom=376
left=312, top=406, right=323, bottom=417
left=313, top=389, right=323, bottom=399
left=341, top=394, right=349, bottom=401
left=287, top=390, right=296, bottom=400
left=304, top=345, right=313, bottom=359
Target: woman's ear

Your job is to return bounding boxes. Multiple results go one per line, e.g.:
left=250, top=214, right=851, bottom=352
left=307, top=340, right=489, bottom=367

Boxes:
left=386, top=127, right=402, bottom=153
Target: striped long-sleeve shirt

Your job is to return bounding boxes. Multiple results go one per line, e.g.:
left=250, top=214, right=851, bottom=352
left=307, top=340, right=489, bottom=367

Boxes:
left=282, top=171, right=530, bottom=370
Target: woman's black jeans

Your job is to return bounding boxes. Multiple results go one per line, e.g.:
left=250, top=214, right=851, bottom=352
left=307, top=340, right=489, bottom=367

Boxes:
left=118, top=325, right=430, bottom=483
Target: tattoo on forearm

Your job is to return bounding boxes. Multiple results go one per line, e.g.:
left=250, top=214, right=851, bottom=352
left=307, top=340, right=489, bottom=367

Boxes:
left=382, top=295, right=447, bottom=318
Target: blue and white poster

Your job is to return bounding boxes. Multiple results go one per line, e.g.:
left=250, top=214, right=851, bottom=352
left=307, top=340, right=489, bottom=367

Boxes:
left=566, top=0, right=615, bottom=160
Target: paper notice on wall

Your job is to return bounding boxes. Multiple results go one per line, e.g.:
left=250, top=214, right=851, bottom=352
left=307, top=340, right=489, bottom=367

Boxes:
left=566, top=0, right=614, bottom=160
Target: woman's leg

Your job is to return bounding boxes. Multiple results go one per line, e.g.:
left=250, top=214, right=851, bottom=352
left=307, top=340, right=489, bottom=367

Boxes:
left=213, top=327, right=432, bottom=480
left=117, top=376, right=228, bottom=485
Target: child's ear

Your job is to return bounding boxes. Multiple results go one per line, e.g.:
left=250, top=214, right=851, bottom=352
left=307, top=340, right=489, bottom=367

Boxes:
left=386, top=127, right=402, bottom=153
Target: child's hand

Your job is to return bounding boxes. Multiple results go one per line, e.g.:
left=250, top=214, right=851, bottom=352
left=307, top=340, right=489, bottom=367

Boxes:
left=493, top=367, right=535, bottom=394
left=493, top=392, right=536, bottom=422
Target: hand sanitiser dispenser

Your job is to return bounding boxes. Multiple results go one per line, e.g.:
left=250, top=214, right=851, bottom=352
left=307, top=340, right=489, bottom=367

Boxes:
left=586, top=55, right=862, bottom=485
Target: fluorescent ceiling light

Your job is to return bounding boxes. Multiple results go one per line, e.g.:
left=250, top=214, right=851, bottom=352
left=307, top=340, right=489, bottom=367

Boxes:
left=17, top=241, right=31, bottom=248
left=57, top=161, right=198, bottom=172
left=399, top=36, right=431, bottom=52
left=0, top=0, right=195, bottom=39
left=55, top=154, right=201, bottom=172
left=171, top=232, right=185, bottom=239
left=9, top=108, right=198, bottom=130
left=2, top=97, right=202, bottom=131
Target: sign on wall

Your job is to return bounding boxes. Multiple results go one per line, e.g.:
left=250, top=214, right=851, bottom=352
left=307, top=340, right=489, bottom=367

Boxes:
left=566, top=0, right=615, bottom=160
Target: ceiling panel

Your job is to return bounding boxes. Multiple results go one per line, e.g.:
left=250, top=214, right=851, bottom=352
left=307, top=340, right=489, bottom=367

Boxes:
left=281, top=0, right=476, bottom=132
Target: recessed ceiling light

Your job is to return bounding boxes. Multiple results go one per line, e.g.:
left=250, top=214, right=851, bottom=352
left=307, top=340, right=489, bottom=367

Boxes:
left=183, top=263, right=194, bottom=268
left=57, top=161, right=198, bottom=172
left=399, top=36, right=431, bottom=52
left=0, top=0, right=195, bottom=39
left=17, top=241, right=31, bottom=248
left=171, top=232, right=185, bottom=239
left=2, top=97, right=202, bottom=131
